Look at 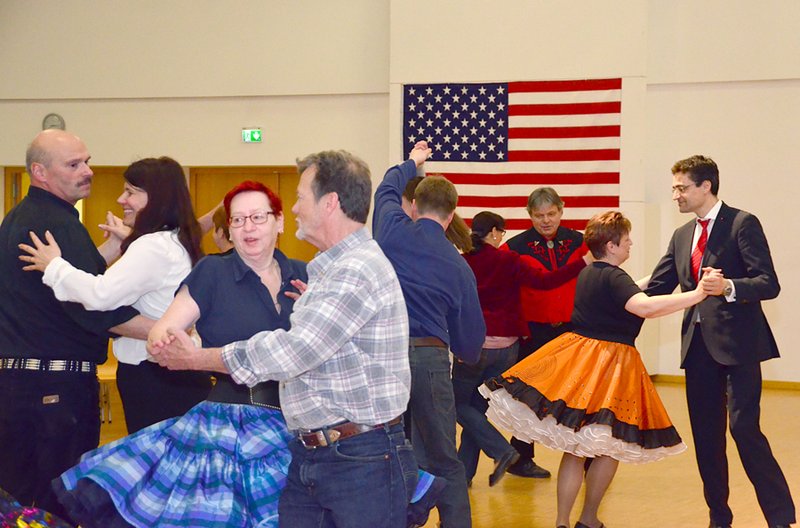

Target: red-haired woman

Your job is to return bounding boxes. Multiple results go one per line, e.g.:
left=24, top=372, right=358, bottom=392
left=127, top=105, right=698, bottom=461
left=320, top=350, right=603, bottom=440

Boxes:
left=51, top=181, right=308, bottom=527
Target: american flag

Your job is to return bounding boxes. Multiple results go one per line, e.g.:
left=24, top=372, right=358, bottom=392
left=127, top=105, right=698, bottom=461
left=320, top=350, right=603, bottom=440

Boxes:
left=402, top=78, right=621, bottom=235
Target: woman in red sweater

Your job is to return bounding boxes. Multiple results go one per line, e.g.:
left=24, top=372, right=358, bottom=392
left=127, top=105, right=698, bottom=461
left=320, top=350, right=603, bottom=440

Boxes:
left=454, top=211, right=590, bottom=487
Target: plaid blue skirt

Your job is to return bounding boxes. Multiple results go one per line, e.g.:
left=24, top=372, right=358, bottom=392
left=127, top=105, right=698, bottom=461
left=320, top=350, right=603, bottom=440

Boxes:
left=54, top=401, right=292, bottom=528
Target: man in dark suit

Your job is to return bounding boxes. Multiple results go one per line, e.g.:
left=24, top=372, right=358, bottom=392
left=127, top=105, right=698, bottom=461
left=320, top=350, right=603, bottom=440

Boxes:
left=646, top=155, right=795, bottom=528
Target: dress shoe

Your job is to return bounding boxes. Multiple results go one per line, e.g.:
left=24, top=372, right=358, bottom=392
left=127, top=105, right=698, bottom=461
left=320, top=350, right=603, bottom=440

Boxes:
left=507, top=459, right=552, bottom=478
left=489, top=450, right=520, bottom=487
left=574, top=522, right=604, bottom=528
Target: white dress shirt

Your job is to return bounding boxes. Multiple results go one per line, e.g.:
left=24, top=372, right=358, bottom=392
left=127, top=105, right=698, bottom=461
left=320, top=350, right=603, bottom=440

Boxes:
left=43, top=230, right=192, bottom=364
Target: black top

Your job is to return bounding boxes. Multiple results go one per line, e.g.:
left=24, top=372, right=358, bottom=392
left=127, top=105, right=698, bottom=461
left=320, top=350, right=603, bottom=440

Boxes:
left=0, top=187, right=138, bottom=363
left=183, top=248, right=307, bottom=407
left=571, top=262, right=644, bottom=346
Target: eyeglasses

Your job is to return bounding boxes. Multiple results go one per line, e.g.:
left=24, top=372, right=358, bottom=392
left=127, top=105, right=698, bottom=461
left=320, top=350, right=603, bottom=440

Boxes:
left=671, top=184, right=696, bottom=194
left=229, top=211, right=275, bottom=228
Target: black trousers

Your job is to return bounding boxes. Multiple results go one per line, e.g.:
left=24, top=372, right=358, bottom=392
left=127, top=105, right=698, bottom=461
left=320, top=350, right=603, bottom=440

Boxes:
left=116, top=360, right=212, bottom=434
left=685, top=327, right=795, bottom=526
left=510, top=321, right=573, bottom=463
left=0, top=369, right=100, bottom=523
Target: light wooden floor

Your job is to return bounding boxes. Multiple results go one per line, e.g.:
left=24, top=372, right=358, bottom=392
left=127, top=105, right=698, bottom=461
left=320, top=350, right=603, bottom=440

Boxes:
left=99, top=381, right=799, bottom=528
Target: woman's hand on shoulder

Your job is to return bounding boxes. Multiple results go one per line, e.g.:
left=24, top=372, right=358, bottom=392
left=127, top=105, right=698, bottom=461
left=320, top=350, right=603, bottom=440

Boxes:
left=18, top=230, right=62, bottom=272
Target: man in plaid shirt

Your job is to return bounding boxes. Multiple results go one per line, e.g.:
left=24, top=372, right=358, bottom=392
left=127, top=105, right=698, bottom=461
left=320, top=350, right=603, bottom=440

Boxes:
left=150, top=150, right=419, bottom=527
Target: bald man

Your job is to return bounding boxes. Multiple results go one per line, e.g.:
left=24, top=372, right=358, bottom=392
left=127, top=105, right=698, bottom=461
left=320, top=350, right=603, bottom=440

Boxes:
left=0, top=130, right=150, bottom=519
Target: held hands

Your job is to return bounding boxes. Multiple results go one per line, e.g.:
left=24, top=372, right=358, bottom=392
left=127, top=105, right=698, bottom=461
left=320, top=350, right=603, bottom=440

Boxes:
left=99, top=211, right=131, bottom=241
left=147, top=328, right=199, bottom=371
left=699, top=267, right=725, bottom=297
left=18, top=230, right=62, bottom=272
left=409, top=140, right=432, bottom=168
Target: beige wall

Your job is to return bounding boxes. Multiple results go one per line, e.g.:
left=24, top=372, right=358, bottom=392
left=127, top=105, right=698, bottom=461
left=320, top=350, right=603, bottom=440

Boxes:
left=1, top=0, right=798, bottom=380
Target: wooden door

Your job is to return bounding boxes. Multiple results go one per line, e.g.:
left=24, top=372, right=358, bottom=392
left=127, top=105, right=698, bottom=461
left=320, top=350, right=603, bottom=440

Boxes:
left=4, top=167, right=28, bottom=214
left=190, top=167, right=317, bottom=262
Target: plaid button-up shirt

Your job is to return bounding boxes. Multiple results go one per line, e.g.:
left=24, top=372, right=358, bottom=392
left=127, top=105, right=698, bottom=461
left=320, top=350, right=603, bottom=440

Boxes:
left=222, top=228, right=410, bottom=430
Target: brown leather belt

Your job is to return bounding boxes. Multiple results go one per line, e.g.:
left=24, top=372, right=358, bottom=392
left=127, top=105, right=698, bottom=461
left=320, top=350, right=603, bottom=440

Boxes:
left=298, top=416, right=403, bottom=449
left=410, top=336, right=447, bottom=347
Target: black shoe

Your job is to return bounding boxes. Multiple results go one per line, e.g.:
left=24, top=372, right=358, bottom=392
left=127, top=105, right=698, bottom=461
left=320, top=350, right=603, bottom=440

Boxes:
left=574, top=522, right=604, bottom=528
left=709, top=524, right=731, bottom=528
left=507, top=460, right=551, bottom=478
left=489, top=450, right=520, bottom=487
left=769, top=525, right=791, bottom=528
left=407, top=475, right=446, bottom=528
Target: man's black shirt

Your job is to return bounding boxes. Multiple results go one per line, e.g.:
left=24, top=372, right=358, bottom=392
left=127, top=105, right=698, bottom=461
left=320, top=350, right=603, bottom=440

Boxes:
left=0, top=187, right=138, bottom=363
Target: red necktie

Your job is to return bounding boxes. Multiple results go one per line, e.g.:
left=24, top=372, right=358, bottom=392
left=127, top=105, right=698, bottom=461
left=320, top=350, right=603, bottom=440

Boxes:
left=691, top=219, right=710, bottom=280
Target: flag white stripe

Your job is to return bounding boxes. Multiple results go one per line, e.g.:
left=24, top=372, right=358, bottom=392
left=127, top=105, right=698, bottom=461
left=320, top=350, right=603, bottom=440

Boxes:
left=508, top=137, right=621, bottom=150
left=457, top=206, right=612, bottom=220
left=456, top=183, right=619, bottom=197
left=508, top=89, right=621, bottom=105
left=426, top=160, right=620, bottom=174
left=508, top=114, right=621, bottom=128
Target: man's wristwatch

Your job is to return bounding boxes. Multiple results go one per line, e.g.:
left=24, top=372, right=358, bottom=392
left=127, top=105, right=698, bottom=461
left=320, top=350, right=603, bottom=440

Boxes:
left=722, top=280, right=733, bottom=297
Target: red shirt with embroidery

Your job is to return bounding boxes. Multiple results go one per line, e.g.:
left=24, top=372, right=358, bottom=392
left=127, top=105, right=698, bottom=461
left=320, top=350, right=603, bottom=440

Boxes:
left=502, top=226, right=588, bottom=328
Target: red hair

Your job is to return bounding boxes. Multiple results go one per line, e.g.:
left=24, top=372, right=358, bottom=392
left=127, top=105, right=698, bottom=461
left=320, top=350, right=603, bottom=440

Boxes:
left=222, top=181, right=283, bottom=220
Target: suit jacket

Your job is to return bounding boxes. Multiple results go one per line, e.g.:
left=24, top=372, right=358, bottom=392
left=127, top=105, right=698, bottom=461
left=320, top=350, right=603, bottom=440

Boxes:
left=646, top=202, right=780, bottom=366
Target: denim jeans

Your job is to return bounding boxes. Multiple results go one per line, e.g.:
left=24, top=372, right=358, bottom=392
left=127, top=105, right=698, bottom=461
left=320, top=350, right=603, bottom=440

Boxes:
left=406, top=345, right=471, bottom=528
left=278, top=422, right=416, bottom=528
left=452, top=343, right=519, bottom=481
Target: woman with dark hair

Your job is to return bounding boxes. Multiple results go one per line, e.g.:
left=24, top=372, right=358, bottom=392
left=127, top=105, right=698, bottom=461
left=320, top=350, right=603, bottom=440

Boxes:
left=454, top=211, right=590, bottom=488
left=20, top=156, right=211, bottom=433
left=481, top=211, right=712, bottom=528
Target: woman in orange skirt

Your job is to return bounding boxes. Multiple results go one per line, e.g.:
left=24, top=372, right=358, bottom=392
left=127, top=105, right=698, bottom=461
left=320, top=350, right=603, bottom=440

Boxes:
left=481, top=211, right=715, bottom=528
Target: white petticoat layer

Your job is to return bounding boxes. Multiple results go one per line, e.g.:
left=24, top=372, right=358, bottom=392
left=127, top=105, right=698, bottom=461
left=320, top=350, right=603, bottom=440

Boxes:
left=479, top=385, right=686, bottom=464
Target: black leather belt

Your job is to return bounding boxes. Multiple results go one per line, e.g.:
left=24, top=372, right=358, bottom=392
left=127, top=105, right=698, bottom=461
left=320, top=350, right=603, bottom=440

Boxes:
left=410, top=336, right=447, bottom=347
left=206, top=376, right=281, bottom=410
left=298, top=416, right=403, bottom=449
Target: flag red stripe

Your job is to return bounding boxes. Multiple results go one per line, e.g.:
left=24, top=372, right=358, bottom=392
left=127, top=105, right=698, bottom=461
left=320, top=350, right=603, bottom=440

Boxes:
left=458, top=196, right=619, bottom=208
left=508, top=79, right=622, bottom=92
left=443, top=172, right=619, bottom=185
left=508, top=149, right=620, bottom=162
left=509, top=125, right=620, bottom=139
left=509, top=101, right=621, bottom=116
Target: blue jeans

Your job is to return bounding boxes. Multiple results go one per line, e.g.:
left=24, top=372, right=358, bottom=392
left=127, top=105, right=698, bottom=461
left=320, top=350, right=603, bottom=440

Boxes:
left=278, top=422, right=416, bottom=528
left=406, top=345, right=471, bottom=528
left=452, top=343, right=519, bottom=481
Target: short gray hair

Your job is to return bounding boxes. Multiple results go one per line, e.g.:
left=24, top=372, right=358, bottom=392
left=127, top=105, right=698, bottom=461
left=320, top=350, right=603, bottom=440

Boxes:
left=526, top=187, right=563, bottom=214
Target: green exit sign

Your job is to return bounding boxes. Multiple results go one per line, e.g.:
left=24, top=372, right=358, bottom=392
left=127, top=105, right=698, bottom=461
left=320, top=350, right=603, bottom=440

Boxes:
left=242, top=128, right=263, bottom=143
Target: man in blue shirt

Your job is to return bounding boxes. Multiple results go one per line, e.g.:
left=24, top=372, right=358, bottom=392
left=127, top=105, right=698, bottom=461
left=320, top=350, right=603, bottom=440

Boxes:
left=374, top=141, right=486, bottom=528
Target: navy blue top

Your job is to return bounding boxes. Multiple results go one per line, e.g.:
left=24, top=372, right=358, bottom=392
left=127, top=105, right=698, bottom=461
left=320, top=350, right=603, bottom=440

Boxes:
left=182, top=249, right=307, bottom=348
left=571, top=262, right=644, bottom=347
left=373, top=160, right=485, bottom=363
left=0, top=187, right=138, bottom=363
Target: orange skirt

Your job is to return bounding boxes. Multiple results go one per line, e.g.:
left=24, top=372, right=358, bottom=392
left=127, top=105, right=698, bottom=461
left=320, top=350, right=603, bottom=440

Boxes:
left=479, top=332, right=686, bottom=463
